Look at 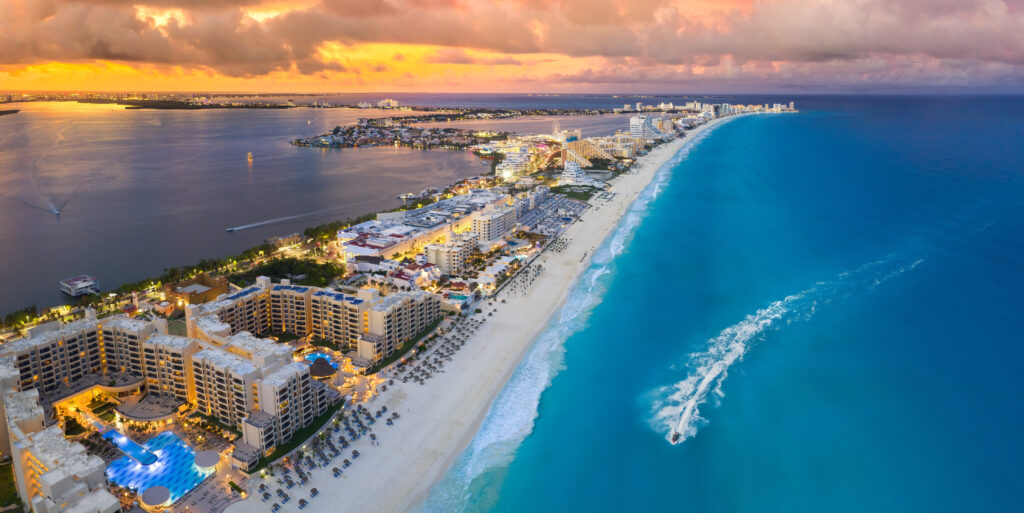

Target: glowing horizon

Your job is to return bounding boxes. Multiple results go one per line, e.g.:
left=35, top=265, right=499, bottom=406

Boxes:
left=2, top=0, right=1023, bottom=94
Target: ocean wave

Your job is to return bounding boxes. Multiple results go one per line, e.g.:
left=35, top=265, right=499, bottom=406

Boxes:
left=597, top=125, right=716, bottom=264
left=651, top=256, right=924, bottom=445
left=420, top=262, right=608, bottom=513
left=420, top=121, right=732, bottom=513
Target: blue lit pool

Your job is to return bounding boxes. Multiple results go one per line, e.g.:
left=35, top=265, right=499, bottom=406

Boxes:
left=305, top=352, right=338, bottom=369
left=105, top=432, right=213, bottom=503
left=102, top=430, right=157, bottom=465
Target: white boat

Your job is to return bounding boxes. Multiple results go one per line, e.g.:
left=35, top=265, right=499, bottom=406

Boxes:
left=247, top=152, right=254, bottom=161
left=59, top=275, right=100, bottom=296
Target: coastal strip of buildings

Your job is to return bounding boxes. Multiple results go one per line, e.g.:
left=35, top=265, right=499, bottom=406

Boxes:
left=0, top=100, right=799, bottom=513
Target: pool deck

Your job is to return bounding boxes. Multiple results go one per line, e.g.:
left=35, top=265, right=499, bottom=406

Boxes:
left=169, top=467, right=249, bottom=513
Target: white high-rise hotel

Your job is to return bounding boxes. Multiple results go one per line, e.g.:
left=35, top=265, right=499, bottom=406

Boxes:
left=425, top=231, right=477, bottom=275
left=471, top=205, right=517, bottom=244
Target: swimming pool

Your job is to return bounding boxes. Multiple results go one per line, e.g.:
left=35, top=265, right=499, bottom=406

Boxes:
left=105, top=432, right=213, bottom=504
left=102, top=430, right=157, bottom=465
left=305, top=352, right=338, bottom=369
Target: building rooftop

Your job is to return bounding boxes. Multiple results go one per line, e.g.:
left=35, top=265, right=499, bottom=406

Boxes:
left=178, top=283, right=211, bottom=294
left=144, top=334, right=196, bottom=350
left=0, top=355, right=19, bottom=382
left=226, top=332, right=292, bottom=363
left=0, top=318, right=100, bottom=355
left=64, top=489, right=121, bottom=513
left=370, top=290, right=432, bottom=312
left=226, top=286, right=262, bottom=301
left=260, top=361, right=307, bottom=388
left=25, top=425, right=106, bottom=487
left=243, top=410, right=275, bottom=429
left=4, top=389, right=44, bottom=424
left=193, top=349, right=257, bottom=376
left=312, top=289, right=348, bottom=302
left=100, top=316, right=150, bottom=331
left=194, top=315, right=231, bottom=336
left=59, top=275, right=98, bottom=287
left=336, top=191, right=509, bottom=255
left=272, top=284, right=310, bottom=293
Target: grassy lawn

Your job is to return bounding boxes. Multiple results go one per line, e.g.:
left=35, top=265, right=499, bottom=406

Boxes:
left=244, top=402, right=345, bottom=474
left=0, top=462, right=21, bottom=508
left=229, top=258, right=343, bottom=288
left=366, top=318, right=443, bottom=375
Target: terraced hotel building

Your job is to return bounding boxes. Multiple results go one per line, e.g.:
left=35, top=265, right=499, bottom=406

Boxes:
left=1, top=278, right=440, bottom=512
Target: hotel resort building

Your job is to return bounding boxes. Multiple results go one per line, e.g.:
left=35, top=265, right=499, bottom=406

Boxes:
left=1, top=277, right=442, bottom=512
left=424, top=231, right=478, bottom=275
left=1, top=386, right=120, bottom=513
left=187, top=278, right=441, bottom=365
left=335, top=189, right=510, bottom=261
left=471, top=205, right=517, bottom=244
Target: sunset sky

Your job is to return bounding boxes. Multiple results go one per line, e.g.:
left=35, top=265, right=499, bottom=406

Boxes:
left=2, top=0, right=1024, bottom=93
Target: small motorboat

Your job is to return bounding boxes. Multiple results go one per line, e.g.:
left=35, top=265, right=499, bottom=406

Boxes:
left=670, top=432, right=681, bottom=444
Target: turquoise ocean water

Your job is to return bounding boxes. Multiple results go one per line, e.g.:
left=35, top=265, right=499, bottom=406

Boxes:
left=421, top=97, right=1024, bottom=512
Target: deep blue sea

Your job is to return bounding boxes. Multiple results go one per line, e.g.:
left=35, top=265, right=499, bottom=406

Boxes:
left=422, top=96, right=1024, bottom=512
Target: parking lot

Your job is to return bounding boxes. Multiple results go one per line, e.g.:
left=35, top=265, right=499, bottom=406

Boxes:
left=518, top=195, right=589, bottom=236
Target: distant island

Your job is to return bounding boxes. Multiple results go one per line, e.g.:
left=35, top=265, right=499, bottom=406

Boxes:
left=76, top=99, right=293, bottom=110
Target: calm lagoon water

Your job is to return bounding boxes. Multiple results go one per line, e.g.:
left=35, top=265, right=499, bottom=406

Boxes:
left=0, top=102, right=491, bottom=312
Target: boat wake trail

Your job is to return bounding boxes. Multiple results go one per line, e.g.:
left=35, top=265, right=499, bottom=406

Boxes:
left=2, top=123, right=80, bottom=216
left=225, top=207, right=343, bottom=232
left=0, top=189, right=76, bottom=216
left=652, top=256, right=924, bottom=445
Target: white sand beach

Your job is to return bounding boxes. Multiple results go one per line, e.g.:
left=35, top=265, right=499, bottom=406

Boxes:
left=224, top=115, right=737, bottom=513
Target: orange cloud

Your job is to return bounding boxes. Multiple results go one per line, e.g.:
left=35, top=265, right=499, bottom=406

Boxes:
left=0, top=0, right=1022, bottom=92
